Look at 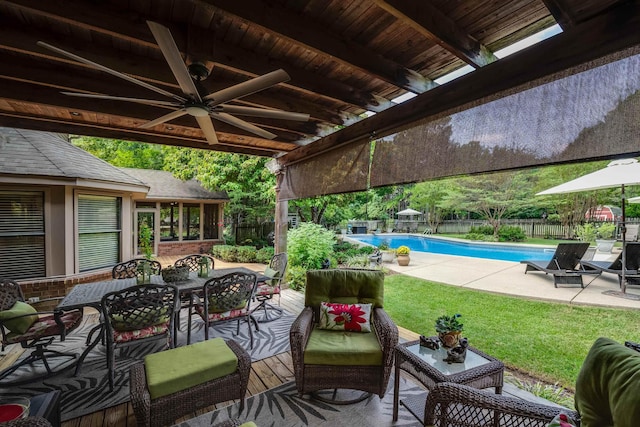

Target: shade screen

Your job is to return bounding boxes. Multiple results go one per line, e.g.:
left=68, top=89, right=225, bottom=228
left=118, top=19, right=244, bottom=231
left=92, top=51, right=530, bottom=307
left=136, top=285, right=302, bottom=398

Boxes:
left=279, top=140, right=370, bottom=201
left=370, top=48, right=640, bottom=187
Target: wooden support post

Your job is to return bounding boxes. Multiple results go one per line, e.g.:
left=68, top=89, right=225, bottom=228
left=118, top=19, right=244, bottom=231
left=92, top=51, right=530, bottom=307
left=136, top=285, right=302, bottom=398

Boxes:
left=275, top=171, right=288, bottom=254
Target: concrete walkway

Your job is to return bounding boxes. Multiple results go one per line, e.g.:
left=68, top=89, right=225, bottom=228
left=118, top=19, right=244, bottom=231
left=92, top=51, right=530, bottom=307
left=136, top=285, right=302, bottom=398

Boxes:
left=384, top=247, right=640, bottom=310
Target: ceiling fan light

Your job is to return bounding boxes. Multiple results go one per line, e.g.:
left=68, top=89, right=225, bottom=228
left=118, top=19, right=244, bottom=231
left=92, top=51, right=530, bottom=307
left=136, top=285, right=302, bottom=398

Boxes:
left=185, top=105, right=210, bottom=117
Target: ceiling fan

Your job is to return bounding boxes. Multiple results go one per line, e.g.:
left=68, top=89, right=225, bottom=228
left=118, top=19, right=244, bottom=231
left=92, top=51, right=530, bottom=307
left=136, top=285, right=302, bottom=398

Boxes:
left=37, top=21, right=309, bottom=145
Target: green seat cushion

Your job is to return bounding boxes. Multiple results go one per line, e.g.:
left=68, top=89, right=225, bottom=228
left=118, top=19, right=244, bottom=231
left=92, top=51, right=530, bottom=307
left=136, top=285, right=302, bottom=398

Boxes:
left=239, top=423, right=257, bottom=427
left=575, top=337, right=640, bottom=427
left=111, top=306, right=170, bottom=331
left=0, top=301, right=38, bottom=334
left=144, top=337, right=238, bottom=400
left=304, top=327, right=382, bottom=366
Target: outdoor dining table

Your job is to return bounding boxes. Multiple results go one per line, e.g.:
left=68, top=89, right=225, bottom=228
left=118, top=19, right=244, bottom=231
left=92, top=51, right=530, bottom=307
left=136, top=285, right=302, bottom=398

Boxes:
left=56, top=266, right=264, bottom=374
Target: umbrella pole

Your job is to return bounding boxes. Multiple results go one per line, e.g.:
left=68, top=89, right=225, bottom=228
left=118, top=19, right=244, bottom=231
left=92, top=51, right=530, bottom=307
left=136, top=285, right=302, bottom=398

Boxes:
left=621, top=184, right=627, bottom=293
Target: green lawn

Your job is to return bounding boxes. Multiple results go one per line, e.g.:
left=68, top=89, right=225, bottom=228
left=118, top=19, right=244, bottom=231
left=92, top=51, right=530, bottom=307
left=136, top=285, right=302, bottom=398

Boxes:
left=383, top=274, right=640, bottom=390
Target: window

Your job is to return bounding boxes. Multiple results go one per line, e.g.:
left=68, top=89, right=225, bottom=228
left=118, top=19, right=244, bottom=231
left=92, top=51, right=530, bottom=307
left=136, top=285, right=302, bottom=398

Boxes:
left=0, top=191, right=45, bottom=279
left=160, top=203, right=179, bottom=241
left=78, top=195, right=121, bottom=271
left=203, top=204, right=219, bottom=239
left=182, top=203, right=200, bottom=240
left=136, top=201, right=156, bottom=209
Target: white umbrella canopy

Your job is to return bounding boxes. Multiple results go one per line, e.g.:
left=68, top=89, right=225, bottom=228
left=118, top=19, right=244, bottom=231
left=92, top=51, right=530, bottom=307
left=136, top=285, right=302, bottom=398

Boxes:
left=397, top=208, right=422, bottom=216
left=629, top=196, right=640, bottom=204
left=537, top=158, right=640, bottom=293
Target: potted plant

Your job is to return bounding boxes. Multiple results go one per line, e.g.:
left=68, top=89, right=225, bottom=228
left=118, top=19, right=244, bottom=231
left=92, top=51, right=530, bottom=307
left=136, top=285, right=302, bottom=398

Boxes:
left=378, top=241, right=395, bottom=263
left=435, top=313, right=464, bottom=348
left=595, top=222, right=617, bottom=253
left=396, top=245, right=410, bottom=266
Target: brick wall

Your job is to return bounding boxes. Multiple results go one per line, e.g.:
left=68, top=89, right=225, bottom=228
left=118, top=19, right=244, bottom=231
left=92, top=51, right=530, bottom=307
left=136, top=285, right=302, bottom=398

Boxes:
left=18, top=269, right=112, bottom=310
left=157, top=241, right=218, bottom=256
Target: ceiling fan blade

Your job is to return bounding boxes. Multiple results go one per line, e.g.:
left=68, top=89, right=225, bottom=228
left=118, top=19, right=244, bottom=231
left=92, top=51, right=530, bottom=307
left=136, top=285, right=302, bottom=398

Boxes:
left=211, top=112, right=277, bottom=139
left=138, top=109, right=188, bottom=129
left=195, top=115, right=219, bottom=145
left=146, top=21, right=201, bottom=101
left=61, top=92, right=179, bottom=107
left=216, top=105, right=309, bottom=121
left=37, top=41, right=185, bottom=102
left=204, top=69, right=290, bottom=107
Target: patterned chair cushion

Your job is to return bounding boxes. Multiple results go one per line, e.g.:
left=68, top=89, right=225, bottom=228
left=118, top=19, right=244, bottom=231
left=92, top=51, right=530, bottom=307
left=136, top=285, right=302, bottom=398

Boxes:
left=113, top=323, right=170, bottom=344
left=6, top=310, right=82, bottom=344
left=195, top=305, right=248, bottom=322
left=255, top=283, right=281, bottom=297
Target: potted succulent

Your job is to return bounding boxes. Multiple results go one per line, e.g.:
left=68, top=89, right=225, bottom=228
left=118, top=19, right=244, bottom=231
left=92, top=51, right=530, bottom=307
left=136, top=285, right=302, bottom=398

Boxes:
left=435, top=313, right=464, bottom=348
left=378, top=241, right=395, bottom=263
left=396, top=245, right=410, bottom=266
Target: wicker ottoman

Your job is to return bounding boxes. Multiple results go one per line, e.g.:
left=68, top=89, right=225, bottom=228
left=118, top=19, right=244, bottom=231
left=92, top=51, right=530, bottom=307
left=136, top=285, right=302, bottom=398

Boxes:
left=130, top=338, right=251, bottom=427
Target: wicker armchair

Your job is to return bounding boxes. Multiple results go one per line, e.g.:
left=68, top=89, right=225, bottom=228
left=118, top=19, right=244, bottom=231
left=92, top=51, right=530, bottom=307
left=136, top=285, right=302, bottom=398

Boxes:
left=290, top=269, right=398, bottom=401
left=112, top=258, right=162, bottom=279
left=423, top=382, right=578, bottom=427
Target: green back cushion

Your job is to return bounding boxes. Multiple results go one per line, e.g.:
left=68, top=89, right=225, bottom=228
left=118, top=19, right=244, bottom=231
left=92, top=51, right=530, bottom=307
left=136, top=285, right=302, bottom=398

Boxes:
left=263, top=266, right=280, bottom=286
left=0, top=301, right=38, bottom=334
left=305, top=269, right=384, bottom=311
left=304, top=328, right=382, bottom=366
left=575, top=337, right=640, bottom=427
left=144, top=337, right=238, bottom=400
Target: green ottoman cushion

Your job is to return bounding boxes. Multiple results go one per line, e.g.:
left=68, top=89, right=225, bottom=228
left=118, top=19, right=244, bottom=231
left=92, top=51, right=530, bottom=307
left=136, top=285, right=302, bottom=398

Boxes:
left=144, top=338, right=238, bottom=400
left=239, top=423, right=257, bottom=427
left=575, top=337, right=640, bottom=427
left=304, top=328, right=382, bottom=366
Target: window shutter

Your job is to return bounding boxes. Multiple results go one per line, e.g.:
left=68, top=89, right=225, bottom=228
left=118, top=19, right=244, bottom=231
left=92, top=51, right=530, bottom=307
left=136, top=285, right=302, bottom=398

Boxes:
left=78, top=195, right=121, bottom=271
left=0, top=191, right=45, bottom=279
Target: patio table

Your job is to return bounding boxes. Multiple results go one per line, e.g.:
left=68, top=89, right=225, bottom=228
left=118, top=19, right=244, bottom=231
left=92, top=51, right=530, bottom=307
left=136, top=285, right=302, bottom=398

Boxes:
left=57, top=266, right=263, bottom=374
left=393, top=339, right=504, bottom=422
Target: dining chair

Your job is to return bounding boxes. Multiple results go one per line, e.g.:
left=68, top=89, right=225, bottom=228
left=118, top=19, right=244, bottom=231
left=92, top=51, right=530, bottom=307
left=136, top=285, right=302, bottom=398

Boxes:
left=173, top=254, right=215, bottom=334
left=252, top=253, right=287, bottom=323
left=111, top=258, right=161, bottom=279
left=100, top=283, right=178, bottom=390
left=187, top=272, right=258, bottom=348
left=0, top=278, right=83, bottom=384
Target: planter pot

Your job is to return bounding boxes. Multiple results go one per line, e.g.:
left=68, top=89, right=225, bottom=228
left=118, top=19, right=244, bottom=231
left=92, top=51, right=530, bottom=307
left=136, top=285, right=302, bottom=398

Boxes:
left=596, top=239, right=616, bottom=253
left=381, top=250, right=395, bottom=263
left=438, top=331, right=461, bottom=348
left=397, top=254, right=410, bottom=266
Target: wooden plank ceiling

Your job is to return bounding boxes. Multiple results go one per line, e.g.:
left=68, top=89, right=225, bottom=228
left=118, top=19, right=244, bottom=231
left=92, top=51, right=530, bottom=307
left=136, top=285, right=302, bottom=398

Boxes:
left=0, top=0, right=636, bottom=163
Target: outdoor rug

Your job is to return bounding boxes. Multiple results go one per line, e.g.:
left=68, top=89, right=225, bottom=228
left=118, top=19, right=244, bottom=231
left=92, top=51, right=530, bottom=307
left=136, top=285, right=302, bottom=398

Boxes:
left=0, top=309, right=296, bottom=421
left=175, top=375, right=425, bottom=427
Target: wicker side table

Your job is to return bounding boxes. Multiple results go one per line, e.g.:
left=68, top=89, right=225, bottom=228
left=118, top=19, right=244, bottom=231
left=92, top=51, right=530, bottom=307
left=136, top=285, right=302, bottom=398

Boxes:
left=393, top=339, right=504, bottom=422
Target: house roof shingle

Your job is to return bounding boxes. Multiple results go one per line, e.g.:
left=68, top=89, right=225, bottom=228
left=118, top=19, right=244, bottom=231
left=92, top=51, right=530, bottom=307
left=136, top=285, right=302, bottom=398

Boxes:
left=0, top=127, right=147, bottom=188
left=121, top=168, right=228, bottom=200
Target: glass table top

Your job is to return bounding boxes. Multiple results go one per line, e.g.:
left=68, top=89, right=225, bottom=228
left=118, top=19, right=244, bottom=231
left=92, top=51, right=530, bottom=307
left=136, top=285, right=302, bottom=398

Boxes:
left=405, top=342, right=491, bottom=375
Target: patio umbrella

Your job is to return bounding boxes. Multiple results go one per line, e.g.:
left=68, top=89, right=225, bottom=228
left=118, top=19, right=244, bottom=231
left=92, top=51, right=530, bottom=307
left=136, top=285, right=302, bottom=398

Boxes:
left=537, top=158, right=640, bottom=293
left=396, top=208, right=422, bottom=216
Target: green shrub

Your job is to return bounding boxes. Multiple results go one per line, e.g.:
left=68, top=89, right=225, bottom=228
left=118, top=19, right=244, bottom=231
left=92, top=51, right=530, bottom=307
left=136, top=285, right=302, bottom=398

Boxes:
left=211, top=244, right=238, bottom=262
left=469, top=225, right=494, bottom=235
left=236, top=245, right=257, bottom=262
left=288, top=222, right=336, bottom=269
left=343, top=254, right=370, bottom=268
left=465, top=233, right=488, bottom=241
left=256, top=246, right=275, bottom=264
left=287, top=265, right=307, bottom=291
left=498, top=225, right=526, bottom=242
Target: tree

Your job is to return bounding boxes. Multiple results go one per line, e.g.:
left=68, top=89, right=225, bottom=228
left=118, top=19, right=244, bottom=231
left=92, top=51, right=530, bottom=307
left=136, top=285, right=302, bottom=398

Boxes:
left=71, top=136, right=165, bottom=169
left=447, top=171, right=531, bottom=237
left=410, top=180, right=452, bottom=231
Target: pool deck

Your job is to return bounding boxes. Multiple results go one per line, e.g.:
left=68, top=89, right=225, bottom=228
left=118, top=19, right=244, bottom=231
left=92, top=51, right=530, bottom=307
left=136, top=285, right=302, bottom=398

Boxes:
left=383, top=243, right=640, bottom=309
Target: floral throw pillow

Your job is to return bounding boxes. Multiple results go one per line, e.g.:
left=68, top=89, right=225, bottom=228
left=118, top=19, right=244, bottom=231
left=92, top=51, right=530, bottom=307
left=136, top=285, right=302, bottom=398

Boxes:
left=318, top=302, right=372, bottom=332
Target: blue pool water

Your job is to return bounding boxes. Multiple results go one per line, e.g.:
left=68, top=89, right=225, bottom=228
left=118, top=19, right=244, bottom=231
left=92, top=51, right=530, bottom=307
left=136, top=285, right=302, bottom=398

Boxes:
left=350, top=235, right=555, bottom=262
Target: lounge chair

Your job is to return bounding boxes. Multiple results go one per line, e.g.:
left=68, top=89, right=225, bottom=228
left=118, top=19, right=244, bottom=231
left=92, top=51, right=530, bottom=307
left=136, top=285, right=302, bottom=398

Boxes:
left=581, top=242, right=640, bottom=287
left=520, top=242, right=598, bottom=288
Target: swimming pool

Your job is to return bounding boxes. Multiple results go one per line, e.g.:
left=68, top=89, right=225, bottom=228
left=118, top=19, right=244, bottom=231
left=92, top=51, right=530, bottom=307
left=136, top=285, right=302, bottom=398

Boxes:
left=349, top=235, right=554, bottom=262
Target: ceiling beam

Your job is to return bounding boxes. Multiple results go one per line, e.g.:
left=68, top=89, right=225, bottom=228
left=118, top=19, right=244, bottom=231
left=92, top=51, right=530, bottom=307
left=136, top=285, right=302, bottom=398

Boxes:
left=372, top=0, right=498, bottom=68
left=199, top=0, right=437, bottom=94
left=0, top=113, right=281, bottom=157
left=281, top=1, right=640, bottom=165
left=2, top=0, right=392, bottom=114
